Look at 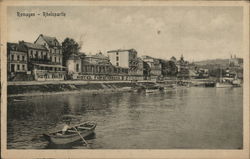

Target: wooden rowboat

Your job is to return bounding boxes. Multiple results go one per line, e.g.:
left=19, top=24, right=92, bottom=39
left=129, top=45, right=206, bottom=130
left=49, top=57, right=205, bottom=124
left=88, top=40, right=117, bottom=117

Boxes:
left=43, top=121, right=96, bottom=145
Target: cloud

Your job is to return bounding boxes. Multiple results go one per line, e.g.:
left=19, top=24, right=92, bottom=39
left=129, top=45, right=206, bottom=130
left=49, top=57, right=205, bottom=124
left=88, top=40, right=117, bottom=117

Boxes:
left=7, top=6, right=243, bottom=61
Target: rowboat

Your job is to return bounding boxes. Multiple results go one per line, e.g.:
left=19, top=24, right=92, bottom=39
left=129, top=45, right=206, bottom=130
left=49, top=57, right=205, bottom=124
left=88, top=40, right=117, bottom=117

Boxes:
left=43, top=121, right=96, bottom=145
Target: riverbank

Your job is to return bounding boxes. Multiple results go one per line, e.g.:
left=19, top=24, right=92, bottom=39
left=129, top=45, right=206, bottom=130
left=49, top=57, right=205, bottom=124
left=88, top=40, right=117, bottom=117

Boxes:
left=7, top=81, right=148, bottom=97
left=7, top=79, right=219, bottom=97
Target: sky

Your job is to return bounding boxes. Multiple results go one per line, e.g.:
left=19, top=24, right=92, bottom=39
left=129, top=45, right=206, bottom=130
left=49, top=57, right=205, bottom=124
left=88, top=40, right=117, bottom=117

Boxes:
left=7, top=6, right=243, bottom=61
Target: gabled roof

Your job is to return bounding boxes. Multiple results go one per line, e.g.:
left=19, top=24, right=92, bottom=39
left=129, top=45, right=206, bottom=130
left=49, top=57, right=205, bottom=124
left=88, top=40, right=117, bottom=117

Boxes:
left=68, top=54, right=81, bottom=60
left=92, top=52, right=109, bottom=59
left=141, top=55, right=153, bottom=59
left=7, top=42, right=19, bottom=51
left=107, top=49, right=137, bottom=53
left=86, top=52, right=109, bottom=60
left=35, top=34, right=61, bottom=48
left=20, top=41, right=48, bottom=51
left=7, top=42, right=27, bottom=53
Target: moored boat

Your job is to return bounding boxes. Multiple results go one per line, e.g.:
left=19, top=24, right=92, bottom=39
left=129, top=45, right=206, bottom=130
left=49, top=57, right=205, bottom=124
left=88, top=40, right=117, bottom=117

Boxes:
left=232, top=79, right=242, bottom=87
left=13, top=99, right=26, bottom=102
left=43, top=121, right=96, bottom=145
left=145, top=89, right=159, bottom=93
left=215, top=82, right=233, bottom=88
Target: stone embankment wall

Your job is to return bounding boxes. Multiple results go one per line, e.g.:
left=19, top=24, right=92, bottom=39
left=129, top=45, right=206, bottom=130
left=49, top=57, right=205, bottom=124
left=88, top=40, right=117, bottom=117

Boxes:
left=7, top=82, right=145, bottom=96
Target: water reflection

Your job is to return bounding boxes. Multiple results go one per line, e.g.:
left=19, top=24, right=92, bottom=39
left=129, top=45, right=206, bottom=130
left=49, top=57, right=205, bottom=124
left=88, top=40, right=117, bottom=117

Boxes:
left=7, top=88, right=243, bottom=149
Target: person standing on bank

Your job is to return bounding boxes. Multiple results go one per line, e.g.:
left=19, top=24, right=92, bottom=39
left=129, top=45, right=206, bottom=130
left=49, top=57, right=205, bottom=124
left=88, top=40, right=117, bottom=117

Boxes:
left=62, top=120, right=71, bottom=134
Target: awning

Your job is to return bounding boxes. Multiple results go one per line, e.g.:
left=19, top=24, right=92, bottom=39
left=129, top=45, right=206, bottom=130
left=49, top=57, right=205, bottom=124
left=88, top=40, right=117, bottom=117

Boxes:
left=33, top=63, right=66, bottom=68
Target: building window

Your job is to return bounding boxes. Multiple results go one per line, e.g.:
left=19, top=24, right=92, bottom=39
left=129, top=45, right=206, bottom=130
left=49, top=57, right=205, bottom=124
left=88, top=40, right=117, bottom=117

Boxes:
left=116, top=62, right=119, bottom=66
left=11, top=64, right=15, bottom=72
left=35, top=51, right=38, bottom=59
left=22, top=56, right=25, bottom=61
left=17, top=55, right=20, bottom=61
left=116, top=56, right=119, bottom=61
left=11, top=55, right=14, bottom=60
left=22, top=65, right=25, bottom=70
left=76, top=64, right=79, bottom=72
left=17, top=64, right=20, bottom=70
left=30, top=50, right=33, bottom=58
left=54, top=57, right=56, bottom=62
left=116, top=52, right=118, bottom=55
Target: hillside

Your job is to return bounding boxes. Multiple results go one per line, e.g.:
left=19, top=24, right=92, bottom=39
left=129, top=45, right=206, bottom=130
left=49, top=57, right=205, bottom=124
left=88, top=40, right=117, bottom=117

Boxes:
left=193, top=59, right=230, bottom=66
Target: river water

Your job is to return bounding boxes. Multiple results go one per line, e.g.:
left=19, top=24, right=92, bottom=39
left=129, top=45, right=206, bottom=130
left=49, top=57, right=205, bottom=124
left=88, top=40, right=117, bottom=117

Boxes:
left=7, top=87, right=243, bottom=149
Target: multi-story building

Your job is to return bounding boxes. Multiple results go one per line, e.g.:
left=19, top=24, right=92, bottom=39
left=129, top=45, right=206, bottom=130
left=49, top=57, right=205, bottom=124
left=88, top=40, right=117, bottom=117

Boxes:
left=176, top=55, right=189, bottom=79
left=229, top=55, right=243, bottom=68
left=107, top=49, right=147, bottom=80
left=135, top=58, right=151, bottom=80
left=81, top=52, right=113, bottom=75
left=141, top=55, right=162, bottom=79
left=65, top=52, right=131, bottom=80
left=34, top=34, right=63, bottom=65
left=7, top=43, right=28, bottom=74
left=66, top=53, right=84, bottom=79
left=7, top=42, right=30, bottom=81
left=18, top=40, right=66, bottom=81
left=67, top=54, right=84, bottom=73
left=19, top=41, right=49, bottom=70
left=107, top=49, right=138, bottom=68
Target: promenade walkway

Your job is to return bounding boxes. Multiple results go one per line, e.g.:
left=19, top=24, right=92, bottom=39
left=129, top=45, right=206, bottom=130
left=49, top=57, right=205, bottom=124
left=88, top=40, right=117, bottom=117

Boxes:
left=7, top=80, right=154, bottom=86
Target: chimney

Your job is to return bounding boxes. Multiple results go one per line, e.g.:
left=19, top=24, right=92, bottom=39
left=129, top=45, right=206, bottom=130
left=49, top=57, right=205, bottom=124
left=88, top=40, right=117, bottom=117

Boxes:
left=19, top=40, right=24, bottom=44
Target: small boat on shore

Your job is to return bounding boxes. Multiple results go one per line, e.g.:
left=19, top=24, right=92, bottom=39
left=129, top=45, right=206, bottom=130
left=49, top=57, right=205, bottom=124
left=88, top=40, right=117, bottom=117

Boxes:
left=215, top=82, right=233, bottom=88
left=232, top=79, right=242, bottom=87
left=204, top=82, right=215, bottom=87
left=145, top=88, right=159, bottom=93
left=144, top=85, right=160, bottom=93
left=43, top=121, right=96, bottom=145
left=215, top=67, right=233, bottom=88
left=13, top=99, right=26, bottom=102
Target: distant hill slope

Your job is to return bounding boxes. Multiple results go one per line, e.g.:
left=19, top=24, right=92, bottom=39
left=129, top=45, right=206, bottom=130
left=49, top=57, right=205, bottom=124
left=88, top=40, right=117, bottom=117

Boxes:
left=193, top=59, right=230, bottom=66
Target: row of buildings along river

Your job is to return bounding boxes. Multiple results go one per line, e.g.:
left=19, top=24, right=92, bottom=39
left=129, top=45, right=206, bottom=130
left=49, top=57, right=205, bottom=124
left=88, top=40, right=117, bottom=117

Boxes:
left=7, top=34, right=243, bottom=82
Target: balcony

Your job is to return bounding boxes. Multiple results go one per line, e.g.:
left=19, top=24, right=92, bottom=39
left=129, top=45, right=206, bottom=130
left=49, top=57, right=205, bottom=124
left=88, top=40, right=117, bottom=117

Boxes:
left=8, top=60, right=27, bottom=63
left=35, top=70, right=66, bottom=73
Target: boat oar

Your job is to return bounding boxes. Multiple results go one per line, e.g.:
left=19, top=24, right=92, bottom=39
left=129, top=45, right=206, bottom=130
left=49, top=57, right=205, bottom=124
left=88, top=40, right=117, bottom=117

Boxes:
left=73, top=127, right=89, bottom=147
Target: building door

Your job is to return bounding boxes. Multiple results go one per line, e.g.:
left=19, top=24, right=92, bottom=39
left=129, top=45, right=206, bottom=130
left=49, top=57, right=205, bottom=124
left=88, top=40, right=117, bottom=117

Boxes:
left=11, top=64, right=15, bottom=72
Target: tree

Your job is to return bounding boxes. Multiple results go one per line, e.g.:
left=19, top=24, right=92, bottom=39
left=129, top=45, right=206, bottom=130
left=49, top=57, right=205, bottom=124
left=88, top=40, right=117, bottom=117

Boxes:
left=161, top=60, right=178, bottom=77
left=208, top=68, right=227, bottom=78
left=62, top=38, right=81, bottom=66
left=170, top=56, right=177, bottom=63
